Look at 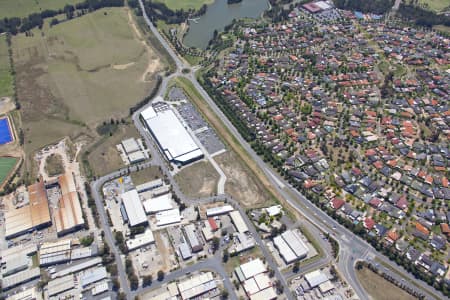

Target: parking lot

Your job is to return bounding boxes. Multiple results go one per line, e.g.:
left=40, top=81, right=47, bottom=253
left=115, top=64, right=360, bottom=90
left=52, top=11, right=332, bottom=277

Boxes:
left=176, top=102, right=225, bottom=155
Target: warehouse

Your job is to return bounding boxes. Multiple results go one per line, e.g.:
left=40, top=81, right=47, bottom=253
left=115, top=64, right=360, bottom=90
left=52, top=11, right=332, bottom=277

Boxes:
left=304, top=270, right=329, bottom=288
left=1, top=267, right=41, bottom=290
left=206, top=205, right=234, bottom=217
left=235, top=258, right=267, bottom=282
left=141, top=105, right=203, bottom=165
left=80, top=267, right=107, bottom=288
left=274, top=229, right=309, bottom=264
left=143, top=194, right=173, bottom=214
left=47, top=275, right=75, bottom=297
left=126, top=229, right=155, bottom=251
left=39, top=239, right=72, bottom=266
left=4, top=181, right=51, bottom=239
left=53, top=257, right=102, bottom=278
left=54, top=173, right=85, bottom=236
left=156, top=208, right=181, bottom=226
left=7, top=286, right=41, bottom=300
left=121, top=189, right=148, bottom=227
left=184, top=224, right=203, bottom=252
left=229, top=210, right=248, bottom=233
left=177, top=272, right=217, bottom=300
left=136, top=179, right=163, bottom=193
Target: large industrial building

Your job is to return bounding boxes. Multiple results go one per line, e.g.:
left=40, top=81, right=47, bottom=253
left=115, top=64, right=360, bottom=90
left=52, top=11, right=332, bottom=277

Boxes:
left=273, top=229, right=309, bottom=264
left=184, top=224, right=203, bottom=252
left=235, top=259, right=277, bottom=300
left=54, top=173, right=85, bottom=236
left=229, top=210, right=249, bottom=233
left=141, top=102, right=203, bottom=165
left=121, top=189, right=148, bottom=227
left=4, top=181, right=51, bottom=239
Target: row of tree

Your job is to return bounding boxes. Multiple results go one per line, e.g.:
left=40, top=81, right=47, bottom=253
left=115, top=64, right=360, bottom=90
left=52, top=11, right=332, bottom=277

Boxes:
left=0, top=0, right=124, bottom=34
left=144, top=0, right=207, bottom=24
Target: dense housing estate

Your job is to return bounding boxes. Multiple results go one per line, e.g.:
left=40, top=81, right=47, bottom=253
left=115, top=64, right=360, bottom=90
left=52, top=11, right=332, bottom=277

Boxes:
left=204, top=0, right=450, bottom=290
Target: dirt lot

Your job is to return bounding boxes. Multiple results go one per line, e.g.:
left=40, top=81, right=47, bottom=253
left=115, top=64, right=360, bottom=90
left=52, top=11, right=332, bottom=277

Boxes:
left=356, top=267, right=416, bottom=300
left=174, top=160, right=219, bottom=198
left=87, top=124, right=141, bottom=177
left=215, top=151, right=274, bottom=208
left=130, top=166, right=163, bottom=186
left=11, top=7, right=163, bottom=178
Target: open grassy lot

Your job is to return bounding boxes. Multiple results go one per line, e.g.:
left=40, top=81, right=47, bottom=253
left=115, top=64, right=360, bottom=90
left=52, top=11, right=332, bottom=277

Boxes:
left=45, top=153, right=64, bottom=177
left=131, top=166, right=162, bottom=185
left=155, top=0, right=214, bottom=10
left=87, top=124, right=140, bottom=177
left=0, top=157, right=17, bottom=185
left=0, top=0, right=82, bottom=19
left=419, top=0, right=449, bottom=12
left=11, top=7, right=163, bottom=175
left=174, top=160, right=219, bottom=198
left=0, top=35, right=14, bottom=98
left=356, top=267, right=416, bottom=300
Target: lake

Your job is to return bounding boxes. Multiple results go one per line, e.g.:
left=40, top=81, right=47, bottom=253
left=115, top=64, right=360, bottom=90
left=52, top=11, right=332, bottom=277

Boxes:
left=183, top=0, right=269, bottom=49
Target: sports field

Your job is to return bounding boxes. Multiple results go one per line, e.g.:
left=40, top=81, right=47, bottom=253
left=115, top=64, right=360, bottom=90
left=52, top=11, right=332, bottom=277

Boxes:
left=0, top=157, right=17, bottom=185
left=0, top=35, right=14, bottom=98
left=155, top=0, right=214, bottom=10
left=12, top=7, right=162, bottom=156
left=419, top=0, right=449, bottom=12
left=0, top=0, right=82, bottom=19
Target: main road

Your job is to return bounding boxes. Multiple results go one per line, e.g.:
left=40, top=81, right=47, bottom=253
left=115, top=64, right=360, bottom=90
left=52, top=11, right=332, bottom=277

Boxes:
left=134, top=1, right=443, bottom=299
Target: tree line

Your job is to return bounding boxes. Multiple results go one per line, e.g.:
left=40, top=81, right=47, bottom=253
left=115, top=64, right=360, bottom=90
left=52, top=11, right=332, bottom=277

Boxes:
left=144, top=0, right=207, bottom=24
left=0, top=0, right=124, bottom=34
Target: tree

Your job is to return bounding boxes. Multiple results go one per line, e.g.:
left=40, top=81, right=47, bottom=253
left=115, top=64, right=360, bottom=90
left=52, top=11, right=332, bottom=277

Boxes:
left=212, top=237, right=220, bottom=251
left=220, top=289, right=229, bottom=300
left=293, top=261, right=300, bottom=273
left=143, top=275, right=152, bottom=287
left=222, top=249, right=229, bottom=263
left=129, top=274, right=139, bottom=290
left=157, top=270, right=164, bottom=281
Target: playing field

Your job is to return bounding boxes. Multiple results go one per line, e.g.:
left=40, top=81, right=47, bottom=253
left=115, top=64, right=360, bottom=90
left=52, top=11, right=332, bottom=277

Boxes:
left=12, top=7, right=162, bottom=156
left=155, top=0, right=214, bottom=10
left=0, top=35, right=14, bottom=98
left=0, top=0, right=82, bottom=19
left=0, top=157, right=17, bottom=185
left=419, top=0, right=449, bottom=12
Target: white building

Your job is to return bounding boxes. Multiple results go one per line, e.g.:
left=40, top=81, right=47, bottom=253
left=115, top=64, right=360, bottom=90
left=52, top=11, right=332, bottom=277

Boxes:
left=121, top=190, right=147, bottom=227
left=156, top=208, right=181, bottom=226
left=141, top=105, right=203, bottom=165
left=143, top=194, right=173, bottom=214
left=273, top=229, right=309, bottom=264
left=126, top=230, right=155, bottom=251
left=229, top=210, right=248, bottom=233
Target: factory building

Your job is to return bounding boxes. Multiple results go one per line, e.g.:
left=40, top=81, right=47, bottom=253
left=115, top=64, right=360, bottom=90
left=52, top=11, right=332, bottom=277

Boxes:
left=141, top=103, right=203, bottom=165
left=143, top=193, right=173, bottom=214
left=80, top=267, right=108, bottom=288
left=304, top=270, right=329, bottom=288
left=126, top=229, right=155, bottom=251
left=273, top=229, right=309, bottom=264
left=183, top=224, right=203, bottom=252
left=177, top=272, right=217, bottom=300
left=54, top=173, right=85, bottom=236
left=155, top=208, right=181, bottom=227
left=235, top=259, right=277, bottom=300
left=121, top=189, right=148, bottom=227
left=229, top=210, right=249, bottom=233
left=47, top=275, right=75, bottom=298
left=136, top=179, right=163, bottom=193
left=7, top=286, right=41, bottom=300
left=206, top=205, right=234, bottom=217
left=1, top=267, right=41, bottom=291
left=39, top=239, right=72, bottom=266
left=4, top=181, right=51, bottom=239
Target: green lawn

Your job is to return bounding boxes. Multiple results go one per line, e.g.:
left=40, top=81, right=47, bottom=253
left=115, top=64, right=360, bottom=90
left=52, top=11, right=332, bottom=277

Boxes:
left=0, top=35, right=14, bottom=98
left=155, top=0, right=214, bottom=10
left=0, top=157, right=17, bottom=185
left=0, top=0, right=83, bottom=19
left=419, top=0, right=449, bottom=12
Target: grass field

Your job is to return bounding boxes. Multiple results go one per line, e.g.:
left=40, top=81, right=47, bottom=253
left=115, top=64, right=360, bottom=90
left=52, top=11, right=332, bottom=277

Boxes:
left=130, top=166, right=162, bottom=185
left=155, top=0, right=214, bottom=10
left=45, top=153, right=64, bottom=177
left=0, top=0, right=83, bottom=19
left=174, top=160, right=219, bottom=198
left=419, top=0, right=449, bottom=12
left=12, top=7, right=163, bottom=165
left=87, top=124, right=140, bottom=177
left=0, top=35, right=14, bottom=98
left=0, top=157, right=17, bottom=184
left=356, top=267, right=416, bottom=300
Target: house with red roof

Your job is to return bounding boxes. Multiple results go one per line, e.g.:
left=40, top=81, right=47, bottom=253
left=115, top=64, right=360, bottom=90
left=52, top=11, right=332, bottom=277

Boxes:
left=331, top=198, right=345, bottom=210
left=364, top=218, right=375, bottom=230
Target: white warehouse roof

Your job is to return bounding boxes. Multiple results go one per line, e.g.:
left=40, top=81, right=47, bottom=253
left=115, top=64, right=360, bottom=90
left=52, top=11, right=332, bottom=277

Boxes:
left=240, top=258, right=266, bottom=280
left=229, top=210, right=248, bottom=233
left=141, top=106, right=203, bottom=164
left=273, top=235, right=297, bottom=264
left=156, top=208, right=181, bottom=226
left=126, top=230, right=155, bottom=251
left=281, top=229, right=309, bottom=259
left=206, top=205, right=234, bottom=217
left=121, top=190, right=147, bottom=227
left=143, top=194, right=173, bottom=214
left=305, top=270, right=328, bottom=288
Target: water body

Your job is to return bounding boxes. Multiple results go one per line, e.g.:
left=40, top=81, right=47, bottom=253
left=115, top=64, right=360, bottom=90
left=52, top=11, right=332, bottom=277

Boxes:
left=183, top=0, right=269, bottom=49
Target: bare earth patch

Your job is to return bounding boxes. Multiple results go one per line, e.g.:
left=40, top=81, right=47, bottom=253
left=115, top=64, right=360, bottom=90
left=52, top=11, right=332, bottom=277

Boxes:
left=215, top=151, right=274, bottom=208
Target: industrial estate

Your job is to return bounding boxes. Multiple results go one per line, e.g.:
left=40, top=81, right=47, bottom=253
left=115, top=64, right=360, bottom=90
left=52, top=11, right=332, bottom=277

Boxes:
left=0, top=0, right=449, bottom=300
